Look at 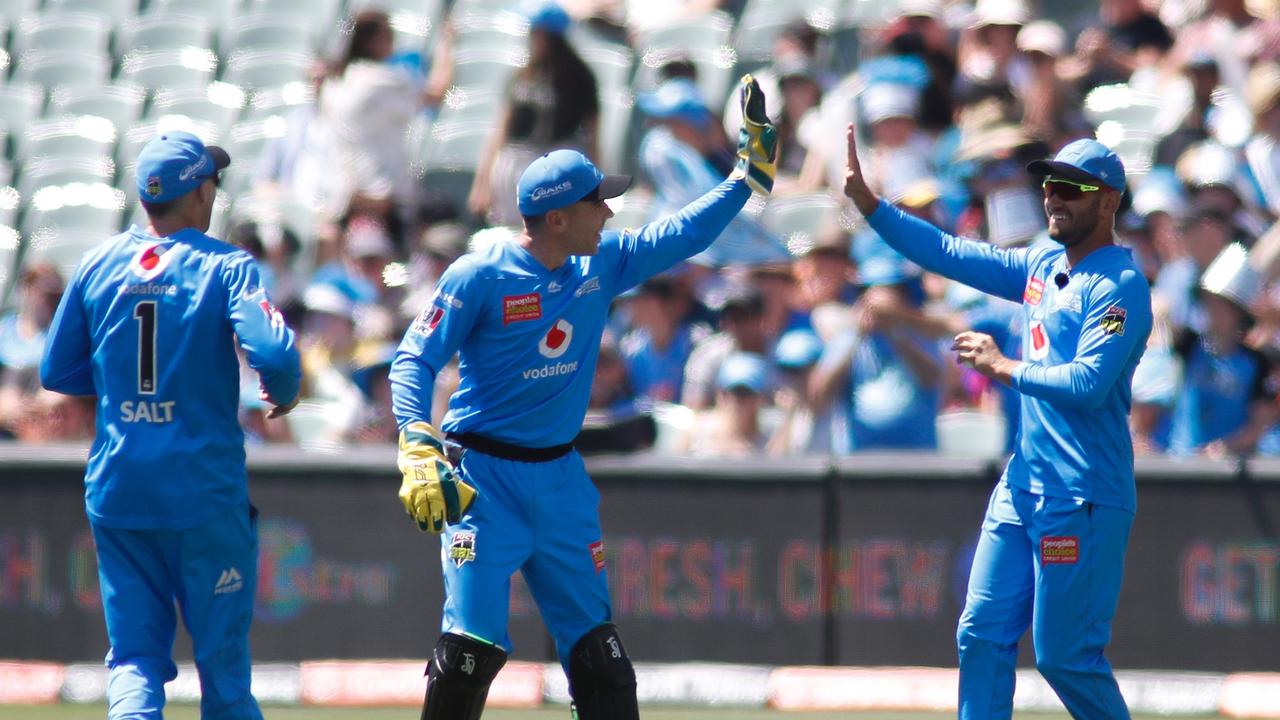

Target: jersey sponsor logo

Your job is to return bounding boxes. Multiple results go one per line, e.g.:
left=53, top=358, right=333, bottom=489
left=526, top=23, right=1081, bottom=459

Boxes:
left=589, top=540, right=606, bottom=573
left=120, top=400, right=176, bottom=423
left=449, top=530, right=477, bottom=567
left=118, top=283, right=176, bottom=296
left=538, top=319, right=573, bottom=359
left=574, top=277, right=601, bottom=298
left=412, top=306, right=445, bottom=336
left=530, top=180, right=572, bottom=201
left=503, top=293, right=542, bottom=325
left=547, top=280, right=563, bottom=293
left=1023, top=277, right=1045, bottom=305
left=214, top=567, right=244, bottom=594
left=1028, top=320, right=1050, bottom=361
left=522, top=360, right=579, bottom=380
left=1041, top=536, right=1079, bottom=564
left=131, top=243, right=174, bottom=281
left=435, top=290, right=464, bottom=309
left=1100, top=305, right=1127, bottom=336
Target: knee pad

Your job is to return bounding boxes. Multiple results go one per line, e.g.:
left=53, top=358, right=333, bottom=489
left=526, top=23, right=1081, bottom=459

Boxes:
left=567, top=623, right=639, bottom=720
left=420, top=633, right=507, bottom=720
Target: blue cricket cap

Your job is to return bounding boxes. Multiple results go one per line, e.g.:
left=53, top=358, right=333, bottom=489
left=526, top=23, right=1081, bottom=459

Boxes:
left=135, top=131, right=230, bottom=204
left=717, top=352, right=771, bottom=394
left=524, top=0, right=571, bottom=35
left=637, top=78, right=712, bottom=129
left=516, top=149, right=631, bottom=217
left=774, top=329, right=824, bottom=369
left=1026, top=138, right=1126, bottom=192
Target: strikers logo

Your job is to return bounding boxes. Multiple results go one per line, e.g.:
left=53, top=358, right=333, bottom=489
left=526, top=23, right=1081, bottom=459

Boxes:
left=145, top=175, right=162, bottom=198
left=412, top=305, right=445, bottom=337
left=1100, top=305, right=1127, bottom=336
left=1023, top=277, right=1045, bottom=305
left=538, top=319, right=573, bottom=359
left=449, top=530, right=477, bottom=568
left=131, top=243, right=174, bottom=280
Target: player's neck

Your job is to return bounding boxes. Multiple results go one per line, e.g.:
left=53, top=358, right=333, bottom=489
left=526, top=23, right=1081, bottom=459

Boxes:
left=1064, top=226, right=1116, bottom=268
left=517, top=233, right=569, bottom=272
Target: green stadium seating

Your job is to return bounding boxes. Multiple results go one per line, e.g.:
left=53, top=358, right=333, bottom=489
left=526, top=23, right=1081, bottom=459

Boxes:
left=117, top=14, right=215, bottom=59
left=222, top=51, right=314, bottom=91
left=119, top=48, right=219, bottom=92
left=146, top=0, right=239, bottom=33
left=17, top=156, right=116, bottom=200
left=48, top=83, right=147, bottom=132
left=20, top=116, right=118, bottom=164
left=46, top=0, right=139, bottom=24
left=0, top=83, right=46, bottom=159
left=13, top=51, right=110, bottom=90
left=146, top=84, right=248, bottom=136
left=222, top=14, right=315, bottom=56
left=11, top=12, right=113, bottom=58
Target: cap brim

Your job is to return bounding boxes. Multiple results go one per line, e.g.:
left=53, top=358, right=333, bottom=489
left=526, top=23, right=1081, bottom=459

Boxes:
left=1026, top=159, right=1105, bottom=187
left=207, top=145, right=231, bottom=171
left=595, top=174, right=632, bottom=200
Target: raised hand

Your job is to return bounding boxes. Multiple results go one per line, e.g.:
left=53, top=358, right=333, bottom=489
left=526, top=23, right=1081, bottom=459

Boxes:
left=843, top=123, right=880, bottom=217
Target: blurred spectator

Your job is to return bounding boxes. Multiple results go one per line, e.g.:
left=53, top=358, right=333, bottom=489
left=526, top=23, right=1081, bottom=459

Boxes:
left=1068, top=0, right=1174, bottom=88
left=880, top=0, right=957, bottom=133
left=227, top=219, right=304, bottom=316
left=683, top=284, right=770, bottom=410
left=468, top=0, right=600, bottom=225
left=399, top=221, right=471, bottom=324
left=858, top=82, right=934, bottom=201
left=618, top=276, right=703, bottom=403
left=1176, top=141, right=1267, bottom=240
left=958, top=0, right=1031, bottom=97
left=317, top=9, right=423, bottom=234
left=1016, top=21, right=1078, bottom=145
left=773, top=59, right=824, bottom=186
left=0, top=264, right=91, bottom=442
left=766, top=329, right=844, bottom=455
left=637, top=78, right=784, bottom=265
left=347, top=343, right=399, bottom=444
left=1170, top=0, right=1261, bottom=94
left=1244, top=61, right=1280, bottom=218
left=679, top=352, right=772, bottom=457
left=254, top=60, right=328, bottom=203
left=297, top=284, right=365, bottom=441
left=792, top=226, right=856, bottom=312
left=1130, top=296, right=1182, bottom=455
left=1170, top=245, right=1279, bottom=456
left=1155, top=203, right=1233, bottom=335
left=578, top=334, right=656, bottom=454
left=1154, top=54, right=1220, bottom=168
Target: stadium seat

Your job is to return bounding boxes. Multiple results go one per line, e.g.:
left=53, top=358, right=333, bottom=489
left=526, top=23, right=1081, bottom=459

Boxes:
left=0, top=180, right=17, bottom=229
left=22, top=188, right=126, bottom=244
left=242, top=83, right=316, bottom=123
left=222, top=51, right=314, bottom=91
left=11, top=12, right=113, bottom=58
left=451, top=46, right=528, bottom=90
left=0, top=0, right=38, bottom=21
left=45, top=0, right=139, bottom=24
left=117, top=14, right=215, bottom=58
left=18, top=157, right=116, bottom=200
left=217, top=119, right=288, bottom=196
left=13, top=51, right=111, bottom=91
left=23, top=225, right=117, bottom=280
left=222, top=13, right=315, bottom=56
left=146, top=84, right=248, bottom=136
left=0, top=224, right=17, bottom=308
left=20, top=116, right=118, bottom=164
left=146, top=0, right=239, bottom=33
left=0, top=84, right=46, bottom=158
left=119, top=48, right=219, bottom=92
left=633, top=12, right=737, bottom=109
left=48, top=83, right=148, bottom=132
left=578, top=45, right=635, bottom=93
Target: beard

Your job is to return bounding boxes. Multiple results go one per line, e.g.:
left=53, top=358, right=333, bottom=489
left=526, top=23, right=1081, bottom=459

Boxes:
left=1047, top=206, right=1100, bottom=247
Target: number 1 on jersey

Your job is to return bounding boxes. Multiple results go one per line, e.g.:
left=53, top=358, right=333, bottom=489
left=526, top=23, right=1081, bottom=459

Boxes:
left=134, top=301, right=157, bottom=394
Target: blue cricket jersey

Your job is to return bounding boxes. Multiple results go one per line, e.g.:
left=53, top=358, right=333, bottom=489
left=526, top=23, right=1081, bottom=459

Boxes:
left=41, top=225, right=301, bottom=529
left=391, top=178, right=751, bottom=446
left=868, top=201, right=1152, bottom=511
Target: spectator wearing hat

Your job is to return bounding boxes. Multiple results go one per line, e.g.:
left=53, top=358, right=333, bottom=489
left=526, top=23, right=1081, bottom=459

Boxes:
left=766, top=329, right=844, bottom=456
left=347, top=342, right=400, bottom=444
left=1156, top=202, right=1234, bottom=336
left=958, top=0, right=1031, bottom=95
left=1130, top=168, right=1191, bottom=279
left=617, top=276, right=704, bottom=404
left=468, top=0, right=600, bottom=226
left=317, top=9, right=423, bottom=231
left=399, top=222, right=471, bottom=325
left=1069, top=0, right=1174, bottom=89
left=1016, top=21, right=1079, bottom=145
left=1169, top=0, right=1260, bottom=95
left=880, top=0, right=958, bottom=134
left=679, top=352, right=772, bottom=457
left=298, top=284, right=364, bottom=421
left=682, top=284, right=772, bottom=411
left=793, top=225, right=857, bottom=312
left=1153, top=53, right=1221, bottom=168
left=856, top=82, right=935, bottom=203
left=1170, top=244, right=1279, bottom=456
left=637, top=79, right=782, bottom=266
left=1244, top=61, right=1280, bottom=218
left=227, top=219, right=304, bottom=318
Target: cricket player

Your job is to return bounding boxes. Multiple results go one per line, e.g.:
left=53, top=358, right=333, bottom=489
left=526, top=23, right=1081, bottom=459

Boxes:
left=390, top=76, right=777, bottom=720
left=41, top=132, right=301, bottom=719
left=844, top=127, right=1152, bottom=719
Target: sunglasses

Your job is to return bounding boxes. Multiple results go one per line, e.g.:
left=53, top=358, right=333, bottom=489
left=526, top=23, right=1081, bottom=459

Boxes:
left=1042, top=177, right=1101, bottom=201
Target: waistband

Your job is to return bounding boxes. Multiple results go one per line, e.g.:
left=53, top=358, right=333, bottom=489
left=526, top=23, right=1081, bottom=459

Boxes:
left=446, top=432, right=575, bottom=463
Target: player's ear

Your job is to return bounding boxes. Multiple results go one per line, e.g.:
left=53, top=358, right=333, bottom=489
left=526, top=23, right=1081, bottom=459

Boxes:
left=545, top=208, right=568, bottom=233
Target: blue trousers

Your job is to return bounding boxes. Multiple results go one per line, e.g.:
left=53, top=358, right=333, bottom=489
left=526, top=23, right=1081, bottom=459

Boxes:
left=441, top=448, right=611, bottom=669
left=957, top=482, right=1133, bottom=720
left=91, top=503, right=263, bottom=720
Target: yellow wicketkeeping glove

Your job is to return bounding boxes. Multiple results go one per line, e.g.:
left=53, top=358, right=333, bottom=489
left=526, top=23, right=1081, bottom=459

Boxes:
left=397, top=421, right=477, bottom=533
left=733, top=74, right=778, bottom=196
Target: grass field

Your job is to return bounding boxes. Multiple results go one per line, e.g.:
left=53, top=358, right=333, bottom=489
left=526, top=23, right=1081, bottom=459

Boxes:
left=0, top=707, right=1227, bottom=720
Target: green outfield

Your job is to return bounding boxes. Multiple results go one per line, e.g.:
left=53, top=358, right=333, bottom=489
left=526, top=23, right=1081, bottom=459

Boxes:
left=0, top=707, right=1227, bottom=720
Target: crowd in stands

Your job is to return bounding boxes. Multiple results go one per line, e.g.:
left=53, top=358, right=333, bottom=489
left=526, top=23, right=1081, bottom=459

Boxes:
left=8, top=0, right=1280, bottom=458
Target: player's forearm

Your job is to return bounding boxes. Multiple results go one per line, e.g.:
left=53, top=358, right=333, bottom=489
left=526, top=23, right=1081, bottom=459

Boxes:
left=669, top=176, right=753, bottom=250
left=390, top=352, right=438, bottom=429
left=866, top=201, right=1025, bottom=302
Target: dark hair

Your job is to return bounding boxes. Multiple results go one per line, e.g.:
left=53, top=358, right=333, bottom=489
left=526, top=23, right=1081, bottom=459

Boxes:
left=513, top=32, right=599, bottom=137
left=658, top=57, right=698, bottom=82
left=522, top=213, right=547, bottom=231
left=779, top=19, right=820, bottom=55
left=335, top=10, right=391, bottom=76
left=139, top=197, right=183, bottom=219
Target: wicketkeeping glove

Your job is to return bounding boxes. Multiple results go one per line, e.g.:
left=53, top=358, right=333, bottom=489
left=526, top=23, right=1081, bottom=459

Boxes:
left=733, top=74, right=778, bottom=196
left=397, top=421, right=476, bottom=533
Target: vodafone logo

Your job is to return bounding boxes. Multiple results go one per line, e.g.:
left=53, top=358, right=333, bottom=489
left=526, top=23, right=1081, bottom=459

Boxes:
left=1028, top=320, right=1050, bottom=361
left=538, top=319, right=573, bottom=359
left=131, top=243, right=174, bottom=280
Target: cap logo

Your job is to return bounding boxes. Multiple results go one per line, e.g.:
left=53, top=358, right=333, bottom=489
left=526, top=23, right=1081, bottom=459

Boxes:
left=178, top=154, right=209, bottom=182
left=530, top=181, right=572, bottom=202
left=145, top=176, right=162, bottom=198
